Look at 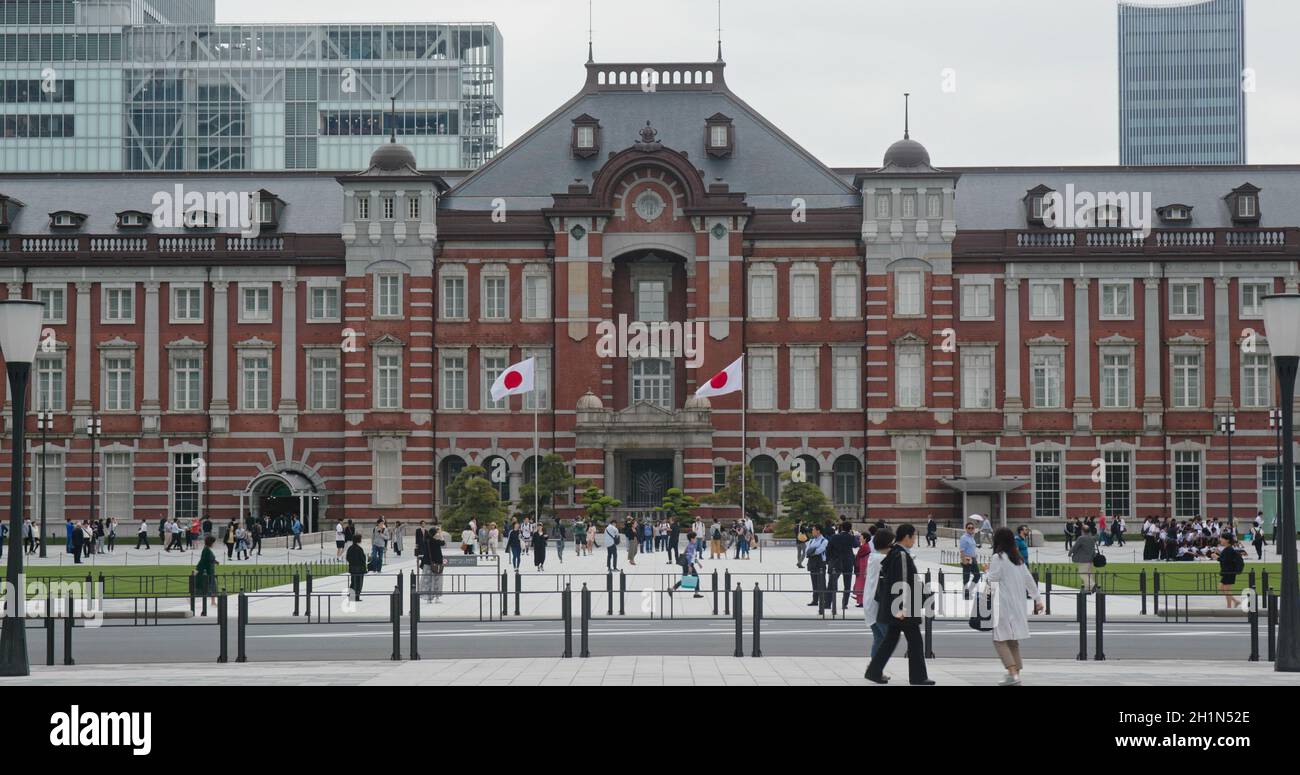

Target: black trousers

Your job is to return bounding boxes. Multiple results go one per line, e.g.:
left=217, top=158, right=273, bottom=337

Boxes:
left=606, top=546, right=619, bottom=571
left=666, top=539, right=678, bottom=564
left=961, top=561, right=982, bottom=596
left=809, top=560, right=827, bottom=606
left=136, top=534, right=149, bottom=549
left=349, top=573, right=365, bottom=601
left=865, top=619, right=928, bottom=683
left=828, top=567, right=854, bottom=611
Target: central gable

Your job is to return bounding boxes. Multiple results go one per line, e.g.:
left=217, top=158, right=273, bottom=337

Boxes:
left=444, top=61, right=859, bottom=213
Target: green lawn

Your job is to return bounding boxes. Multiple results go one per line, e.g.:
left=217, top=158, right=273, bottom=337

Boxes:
left=941, top=560, right=1286, bottom=594
left=21, top=563, right=346, bottom=599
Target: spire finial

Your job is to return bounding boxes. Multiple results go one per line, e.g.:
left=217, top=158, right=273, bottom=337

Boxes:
left=903, top=92, right=911, bottom=140
left=389, top=96, right=397, bottom=144
left=716, top=0, right=724, bottom=61
left=587, top=0, right=594, bottom=63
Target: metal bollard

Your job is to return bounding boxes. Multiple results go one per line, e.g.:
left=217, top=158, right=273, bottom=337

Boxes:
left=45, top=595, right=55, bottom=667
left=752, top=584, right=763, bottom=658
left=1268, top=593, right=1278, bottom=662
left=1045, top=567, right=1053, bottom=615
left=397, top=571, right=404, bottom=614
left=1139, top=570, right=1147, bottom=616
left=63, top=594, right=75, bottom=666
left=619, top=571, right=626, bottom=616
left=563, top=584, right=573, bottom=659
left=1076, top=592, right=1087, bottom=661
left=724, top=570, right=732, bottom=616
left=733, top=585, right=744, bottom=658
left=410, top=583, right=421, bottom=661
left=236, top=593, right=248, bottom=663
left=306, top=571, right=313, bottom=618
left=581, top=584, right=591, bottom=658
left=924, top=582, right=936, bottom=659
left=293, top=573, right=300, bottom=617
left=189, top=572, right=196, bottom=614
left=217, top=595, right=229, bottom=663
left=514, top=571, right=522, bottom=617
left=390, top=591, right=401, bottom=661
left=1152, top=569, right=1160, bottom=616
left=1249, top=589, right=1260, bottom=662
left=501, top=571, right=509, bottom=617
left=1094, top=591, right=1107, bottom=661
left=712, top=569, right=719, bottom=616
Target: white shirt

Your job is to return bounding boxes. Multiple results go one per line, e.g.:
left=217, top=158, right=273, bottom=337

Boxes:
left=335, top=523, right=344, bottom=539
left=862, top=548, right=886, bottom=625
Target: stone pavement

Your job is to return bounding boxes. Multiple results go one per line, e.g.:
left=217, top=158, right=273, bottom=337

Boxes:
left=8, top=656, right=1296, bottom=686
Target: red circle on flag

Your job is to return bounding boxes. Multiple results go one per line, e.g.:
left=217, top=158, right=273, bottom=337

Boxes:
left=710, top=372, right=729, bottom=390
left=504, top=370, right=524, bottom=390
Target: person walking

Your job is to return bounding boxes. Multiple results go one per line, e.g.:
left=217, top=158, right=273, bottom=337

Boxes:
left=827, top=522, right=859, bottom=613
left=64, top=518, right=74, bottom=554
left=795, top=521, right=808, bottom=569
left=666, top=520, right=680, bottom=565
left=1252, top=525, right=1266, bottom=561
left=983, top=527, right=1044, bottom=686
left=22, top=518, right=35, bottom=556
left=478, top=523, right=490, bottom=557
left=586, top=521, right=596, bottom=556
left=234, top=523, right=250, bottom=561
left=604, top=520, right=621, bottom=571
left=573, top=518, right=586, bottom=557
left=626, top=518, right=639, bottom=567
left=1064, top=519, right=1077, bottom=554
left=861, top=529, right=894, bottom=665
left=506, top=520, right=523, bottom=571
left=551, top=521, right=566, bottom=564
left=805, top=524, right=829, bottom=608
left=223, top=522, right=235, bottom=560
left=1209, top=534, right=1245, bottom=609
left=852, top=530, right=871, bottom=607
left=195, top=535, right=220, bottom=608
left=136, top=519, right=150, bottom=550
left=391, top=521, right=405, bottom=557
left=105, top=518, right=116, bottom=553
left=346, top=533, right=367, bottom=602
left=335, top=520, right=346, bottom=558
left=250, top=519, right=263, bottom=556
left=370, top=520, right=388, bottom=572
left=959, top=521, right=982, bottom=598
left=532, top=528, right=548, bottom=572
left=671, top=531, right=704, bottom=599
left=1070, top=527, right=1099, bottom=593
left=291, top=516, right=304, bottom=550
left=709, top=521, right=724, bottom=560
left=70, top=521, right=84, bottom=564
left=864, top=524, right=934, bottom=686
left=925, top=516, right=938, bottom=548
left=420, top=526, right=446, bottom=603
left=1015, top=525, right=1031, bottom=565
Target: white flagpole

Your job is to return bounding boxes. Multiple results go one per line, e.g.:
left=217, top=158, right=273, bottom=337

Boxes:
left=533, top=399, right=540, bottom=524
left=741, top=386, right=746, bottom=525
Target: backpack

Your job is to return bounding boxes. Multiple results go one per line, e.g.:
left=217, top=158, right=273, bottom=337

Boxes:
left=1227, top=549, right=1245, bottom=574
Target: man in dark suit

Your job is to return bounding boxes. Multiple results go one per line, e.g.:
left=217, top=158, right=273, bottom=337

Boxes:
left=864, top=523, right=934, bottom=686
left=826, top=521, right=860, bottom=614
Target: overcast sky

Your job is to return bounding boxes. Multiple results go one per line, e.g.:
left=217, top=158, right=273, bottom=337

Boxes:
left=220, top=0, right=1298, bottom=168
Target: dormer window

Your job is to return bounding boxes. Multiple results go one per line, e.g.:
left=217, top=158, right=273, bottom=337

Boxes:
left=571, top=114, right=601, bottom=159
left=48, top=211, right=87, bottom=230
left=1157, top=204, right=1194, bottom=225
left=252, top=189, right=286, bottom=231
left=704, top=113, right=735, bottom=158
left=1023, top=184, right=1055, bottom=227
left=1225, top=183, right=1262, bottom=225
left=185, top=210, right=220, bottom=230
left=0, top=194, right=24, bottom=231
left=115, top=210, right=151, bottom=230
left=1093, top=204, right=1122, bottom=228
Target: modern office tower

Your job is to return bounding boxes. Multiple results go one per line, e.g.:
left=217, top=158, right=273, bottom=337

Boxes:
left=1118, top=0, right=1246, bottom=165
left=0, top=0, right=502, bottom=171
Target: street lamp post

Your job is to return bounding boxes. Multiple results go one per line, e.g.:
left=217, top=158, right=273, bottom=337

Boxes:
left=0, top=299, right=47, bottom=677
left=1271, top=408, right=1284, bottom=540
left=36, top=410, right=53, bottom=559
left=1218, top=414, right=1236, bottom=528
left=1261, top=294, right=1300, bottom=672
left=86, top=415, right=101, bottom=536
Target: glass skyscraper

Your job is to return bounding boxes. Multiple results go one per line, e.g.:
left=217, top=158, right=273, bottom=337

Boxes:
left=0, top=0, right=502, bottom=172
left=1118, top=0, right=1246, bottom=166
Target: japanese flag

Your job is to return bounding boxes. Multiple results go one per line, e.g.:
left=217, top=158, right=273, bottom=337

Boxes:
left=695, top=355, right=744, bottom=399
left=490, top=357, right=536, bottom=401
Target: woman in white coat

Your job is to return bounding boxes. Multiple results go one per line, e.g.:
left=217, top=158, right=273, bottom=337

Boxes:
left=982, top=527, right=1044, bottom=686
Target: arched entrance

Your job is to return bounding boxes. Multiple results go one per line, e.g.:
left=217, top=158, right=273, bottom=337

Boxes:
left=241, top=471, right=323, bottom=535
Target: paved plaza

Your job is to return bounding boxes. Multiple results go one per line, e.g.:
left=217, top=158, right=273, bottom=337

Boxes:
left=7, top=656, right=1294, bottom=687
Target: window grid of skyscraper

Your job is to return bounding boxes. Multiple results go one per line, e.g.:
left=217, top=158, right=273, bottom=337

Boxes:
left=1118, top=0, right=1246, bottom=166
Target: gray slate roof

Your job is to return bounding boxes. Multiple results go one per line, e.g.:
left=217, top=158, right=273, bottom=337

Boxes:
left=444, top=81, right=861, bottom=212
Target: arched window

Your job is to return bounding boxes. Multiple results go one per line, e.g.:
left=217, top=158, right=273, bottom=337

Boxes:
left=482, top=455, right=510, bottom=502
left=439, top=455, right=466, bottom=505
left=793, top=455, right=820, bottom=490
left=632, top=358, right=673, bottom=410
left=751, top=455, right=779, bottom=506
left=833, top=456, right=863, bottom=506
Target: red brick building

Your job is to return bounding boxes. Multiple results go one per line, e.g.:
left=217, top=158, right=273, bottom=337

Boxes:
left=1, top=58, right=1299, bottom=533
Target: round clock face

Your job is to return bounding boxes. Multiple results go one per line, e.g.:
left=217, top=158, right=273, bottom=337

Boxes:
left=634, top=190, right=665, bottom=222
